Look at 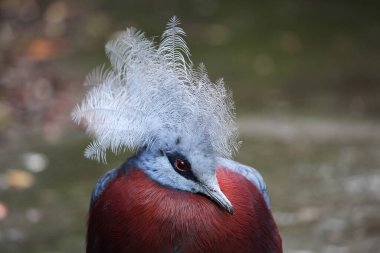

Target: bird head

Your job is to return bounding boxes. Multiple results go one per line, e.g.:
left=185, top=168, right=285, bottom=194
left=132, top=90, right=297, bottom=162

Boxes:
left=137, top=134, right=234, bottom=215
left=72, top=16, right=239, bottom=215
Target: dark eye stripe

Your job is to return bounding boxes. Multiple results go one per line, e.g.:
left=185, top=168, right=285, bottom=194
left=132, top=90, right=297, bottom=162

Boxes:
left=165, top=151, right=199, bottom=182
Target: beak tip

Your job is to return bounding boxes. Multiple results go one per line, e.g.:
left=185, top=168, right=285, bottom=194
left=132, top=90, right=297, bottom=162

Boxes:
left=200, top=183, right=234, bottom=216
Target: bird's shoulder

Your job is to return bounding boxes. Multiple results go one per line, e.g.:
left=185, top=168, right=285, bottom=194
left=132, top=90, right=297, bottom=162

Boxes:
left=217, top=157, right=270, bottom=208
left=90, top=167, right=120, bottom=206
left=90, top=154, right=140, bottom=206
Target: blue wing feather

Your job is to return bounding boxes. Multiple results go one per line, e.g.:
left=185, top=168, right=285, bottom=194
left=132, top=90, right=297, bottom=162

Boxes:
left=217, top=158, right=271, bottom=208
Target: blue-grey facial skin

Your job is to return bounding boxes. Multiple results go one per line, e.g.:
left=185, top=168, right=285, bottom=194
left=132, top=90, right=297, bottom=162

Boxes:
left=135, top=145, right=233, bottom=214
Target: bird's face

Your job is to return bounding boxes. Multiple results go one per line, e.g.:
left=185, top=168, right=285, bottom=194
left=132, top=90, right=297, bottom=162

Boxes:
left=137, top=137, right=234, bottom=215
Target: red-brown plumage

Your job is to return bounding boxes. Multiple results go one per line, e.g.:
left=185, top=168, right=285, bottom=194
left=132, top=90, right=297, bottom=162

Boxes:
left=87, top=167, right=282, bottom=253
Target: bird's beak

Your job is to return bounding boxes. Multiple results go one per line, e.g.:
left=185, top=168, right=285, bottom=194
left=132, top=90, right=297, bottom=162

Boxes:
left=201, top=184, right=234, bottom=215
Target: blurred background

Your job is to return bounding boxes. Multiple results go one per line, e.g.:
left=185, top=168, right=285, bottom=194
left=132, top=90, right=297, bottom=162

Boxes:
left=0, top=0, right=379, bottom=252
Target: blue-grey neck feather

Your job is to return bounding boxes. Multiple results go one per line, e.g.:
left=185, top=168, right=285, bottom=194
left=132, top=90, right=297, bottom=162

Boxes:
left=90, top=167, right=119, bottom=206
left=90, top=153, right=141, bottom=206
left=217, top=158, right=271, bottom=208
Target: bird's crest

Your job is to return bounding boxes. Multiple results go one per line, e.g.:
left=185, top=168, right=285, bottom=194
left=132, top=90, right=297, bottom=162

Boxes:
left=72, top=16, right=239, bottom=163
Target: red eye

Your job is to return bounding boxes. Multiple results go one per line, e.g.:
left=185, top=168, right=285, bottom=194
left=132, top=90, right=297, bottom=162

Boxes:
left=175, top=159, right=187, bottom=171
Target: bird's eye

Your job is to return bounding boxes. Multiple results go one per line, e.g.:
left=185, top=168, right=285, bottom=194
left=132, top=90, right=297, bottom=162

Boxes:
left=166, top=152, right=197, bottom=181
left=175, top=159, right=188, bottom=171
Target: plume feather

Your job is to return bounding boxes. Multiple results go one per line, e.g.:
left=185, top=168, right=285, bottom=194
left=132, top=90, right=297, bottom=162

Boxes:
left=72, top=17, right=239, bottom=162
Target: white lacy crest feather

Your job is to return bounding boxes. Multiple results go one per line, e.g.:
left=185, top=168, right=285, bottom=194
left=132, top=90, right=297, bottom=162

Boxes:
left=72, top=16, right=239, bottom=163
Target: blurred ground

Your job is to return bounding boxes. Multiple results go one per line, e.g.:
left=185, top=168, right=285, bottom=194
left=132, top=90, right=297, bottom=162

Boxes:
left=0, top=0, right=379, bottom=252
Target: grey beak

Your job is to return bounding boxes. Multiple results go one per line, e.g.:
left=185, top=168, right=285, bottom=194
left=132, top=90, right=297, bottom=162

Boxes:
left=202, top=184, right=234, bottom=215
